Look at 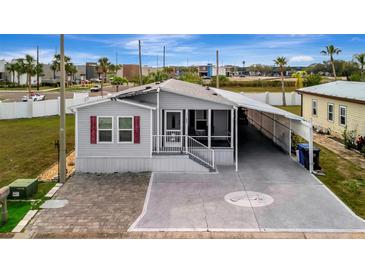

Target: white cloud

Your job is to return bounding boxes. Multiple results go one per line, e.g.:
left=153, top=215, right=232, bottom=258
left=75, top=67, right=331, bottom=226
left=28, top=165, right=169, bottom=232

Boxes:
left=289, top=55, right=314, bottom=63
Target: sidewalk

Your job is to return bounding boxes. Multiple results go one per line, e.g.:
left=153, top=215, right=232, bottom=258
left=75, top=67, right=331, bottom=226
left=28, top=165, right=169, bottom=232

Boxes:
left=314, top=133, right=365, bottom=170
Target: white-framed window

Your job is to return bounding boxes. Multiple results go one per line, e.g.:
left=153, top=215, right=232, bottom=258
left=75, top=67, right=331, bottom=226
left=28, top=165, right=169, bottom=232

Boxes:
left=118, top=116, right=134, bottom=143
left=339, top=105, right=347, bottom=126
left=327, top=103, right=334, bottom=122
left=97, top=116, right=113, bottom=143
left=195, top=110, right=207, bottom=131
left=312, top=99, right=318, bottom=116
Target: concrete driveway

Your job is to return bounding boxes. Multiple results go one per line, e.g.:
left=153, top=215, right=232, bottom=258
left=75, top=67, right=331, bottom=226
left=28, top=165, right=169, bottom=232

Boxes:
left=130, top=125, right=365, bottom=232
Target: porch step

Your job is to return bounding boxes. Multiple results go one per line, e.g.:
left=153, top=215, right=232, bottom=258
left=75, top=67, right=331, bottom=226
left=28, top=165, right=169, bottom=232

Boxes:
left=188, top=154, right=216, bottom=172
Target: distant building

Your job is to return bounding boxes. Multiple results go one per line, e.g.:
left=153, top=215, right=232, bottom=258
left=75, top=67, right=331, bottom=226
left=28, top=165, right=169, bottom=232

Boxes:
left=86, top=62, right=98, bottom=80
left=0, top=60, right=6, bottom=81
left=298, top=81, right=365, bottom=136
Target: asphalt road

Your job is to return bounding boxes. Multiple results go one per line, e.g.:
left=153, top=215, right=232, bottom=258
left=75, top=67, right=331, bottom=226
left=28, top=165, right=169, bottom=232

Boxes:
left=0, top=85, right=128, bottom=102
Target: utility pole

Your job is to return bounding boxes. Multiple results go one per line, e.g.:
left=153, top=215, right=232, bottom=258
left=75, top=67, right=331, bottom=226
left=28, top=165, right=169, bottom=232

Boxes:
left=36, top=46, right=39, bottom=91
left=216, top=50, right=219, bottom=88
left=138, top=40, right=142, bottom=85
left=163, top=46, right=166, bottom=69
left=59, top=34, right=66, bottom=184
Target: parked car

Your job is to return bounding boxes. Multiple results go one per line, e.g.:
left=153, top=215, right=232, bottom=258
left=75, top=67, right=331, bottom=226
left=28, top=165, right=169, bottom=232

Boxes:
left=90, top=85, right=101, bottom=92
left=21, top=93, right=46, bottom=102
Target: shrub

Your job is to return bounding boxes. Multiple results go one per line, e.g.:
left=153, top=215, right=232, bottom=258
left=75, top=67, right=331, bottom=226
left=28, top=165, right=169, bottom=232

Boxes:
left=361, top=146, right=365, bottom=157
left=349, top=72, right=362, bottom=82
left=342, top=127, right=357, bottom=149
left=303, top=74, right=322, bottom=87
left=356, top=136, right=365, bottom=151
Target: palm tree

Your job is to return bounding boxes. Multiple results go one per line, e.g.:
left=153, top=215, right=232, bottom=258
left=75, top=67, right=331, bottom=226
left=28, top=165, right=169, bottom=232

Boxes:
left=22, top=55, right=38, bottom=96
left=97, top=57, right=111, bottom=96
left=51, top=54, right=72, bottom=82
left=111, top=76, right=128, bottom=92
left=66, top=63, right=77, bottom=86
left=292, top=71, right=307, bottom=89
left=6, top=63, right=16, bottom=84
left=353, top=53, right=365, bottom=81
left=14, top=59, right=25, bottom=86
left=320, top=45, right=341, bottom=80
left=273, top=56, right=288, bottom=106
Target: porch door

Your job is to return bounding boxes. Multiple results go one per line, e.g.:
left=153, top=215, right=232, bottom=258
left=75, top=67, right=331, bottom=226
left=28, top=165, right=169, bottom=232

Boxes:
left=164, top=110, right=182, bottom=147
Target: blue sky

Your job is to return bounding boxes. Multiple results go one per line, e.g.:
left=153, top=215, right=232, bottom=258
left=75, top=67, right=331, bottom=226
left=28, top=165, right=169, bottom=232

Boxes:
left=1, top=34, right=365, bottom=66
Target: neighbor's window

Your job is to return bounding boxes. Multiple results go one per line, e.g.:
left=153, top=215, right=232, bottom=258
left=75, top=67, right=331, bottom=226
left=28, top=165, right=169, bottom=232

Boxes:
left=118, top=116, right=133, bottom=143
left=312, top=99, right=318, bottom=116
left=327, top=103, right=334, bottom=122
left=97, top=116, right=113, bottom=143
left=339, top=106, right=347, bottom=126
left=195, top=110, right=207, bottom=131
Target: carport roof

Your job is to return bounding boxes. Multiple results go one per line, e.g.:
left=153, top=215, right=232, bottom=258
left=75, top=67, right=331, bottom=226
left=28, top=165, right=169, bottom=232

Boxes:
left=213, top=88, right=304, bottom=121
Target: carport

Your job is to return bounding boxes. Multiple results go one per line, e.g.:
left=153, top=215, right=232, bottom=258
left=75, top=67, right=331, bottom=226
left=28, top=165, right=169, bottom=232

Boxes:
left=214, top=89, right=314, bottom=173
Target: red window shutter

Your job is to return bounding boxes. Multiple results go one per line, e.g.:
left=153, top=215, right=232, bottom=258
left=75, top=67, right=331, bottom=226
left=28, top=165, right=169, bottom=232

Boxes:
left=134, top=116, right=140, bottom=144
left=90, top=116, right=97, bottom=144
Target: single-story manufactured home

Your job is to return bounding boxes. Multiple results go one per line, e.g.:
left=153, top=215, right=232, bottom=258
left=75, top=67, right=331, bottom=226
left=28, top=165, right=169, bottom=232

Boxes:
left=71, top=79, right=315, bottom=173
left=297, top=81, right=365, bottom=137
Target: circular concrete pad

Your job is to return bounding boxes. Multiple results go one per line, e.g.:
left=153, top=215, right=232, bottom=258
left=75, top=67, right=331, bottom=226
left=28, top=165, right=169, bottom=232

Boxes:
left=40, top=199, right=69, bottom=209
left=224, top=191, right=274, bottom=207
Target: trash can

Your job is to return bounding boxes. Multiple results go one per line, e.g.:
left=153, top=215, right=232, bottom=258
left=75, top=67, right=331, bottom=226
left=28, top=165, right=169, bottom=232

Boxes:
left=297, top=144, right=321, bottom=170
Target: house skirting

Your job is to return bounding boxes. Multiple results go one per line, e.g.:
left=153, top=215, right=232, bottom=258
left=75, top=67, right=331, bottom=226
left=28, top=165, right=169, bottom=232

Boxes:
left=76, top=155, right=211, bottom=173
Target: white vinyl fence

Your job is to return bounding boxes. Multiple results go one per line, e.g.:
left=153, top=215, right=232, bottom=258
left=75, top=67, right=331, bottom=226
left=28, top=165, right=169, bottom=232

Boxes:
left=242, top=91, right=301, bottom=106
left=0, top=93, right=101, bottom=120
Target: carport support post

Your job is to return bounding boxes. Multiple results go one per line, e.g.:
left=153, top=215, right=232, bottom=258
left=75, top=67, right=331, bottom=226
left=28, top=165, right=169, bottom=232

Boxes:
left=309, top=120, right=314, bottom=173
left=208, top=109, right=211, bottom=148
left=156, top=88, right=160, bottom=153
left=288, top=119, right=292, bottom=155
left=185, top=108, right=188, bottom=152
left=235, top=107, right=238, bottom=172
left=230, top=109, right=234, bottom=148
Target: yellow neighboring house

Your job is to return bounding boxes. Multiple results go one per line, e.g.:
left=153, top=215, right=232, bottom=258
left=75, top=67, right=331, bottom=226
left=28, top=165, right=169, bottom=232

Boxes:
left=297, top=81, right=365, bottom=137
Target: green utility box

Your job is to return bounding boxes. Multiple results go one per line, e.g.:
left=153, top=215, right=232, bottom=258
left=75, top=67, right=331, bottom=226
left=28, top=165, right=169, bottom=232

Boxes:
left=8, top=179, right=38, bottom=199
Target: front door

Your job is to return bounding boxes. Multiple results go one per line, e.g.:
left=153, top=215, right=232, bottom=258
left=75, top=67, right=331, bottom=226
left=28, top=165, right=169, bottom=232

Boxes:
left=164, top=110, right=182, bottom=147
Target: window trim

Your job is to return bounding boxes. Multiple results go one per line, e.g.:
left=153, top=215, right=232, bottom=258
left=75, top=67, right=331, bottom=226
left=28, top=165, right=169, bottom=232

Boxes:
left=339, top=105, right=347, bottom=127
left=117, top=116, right=134, bottom=144
left=195, top=110, right=207, bottom=131
left=97, top=116, right=114, bottom=144
left=311, top=99, right=318, bottom=117
left=327, top=103, right=334, bottom=122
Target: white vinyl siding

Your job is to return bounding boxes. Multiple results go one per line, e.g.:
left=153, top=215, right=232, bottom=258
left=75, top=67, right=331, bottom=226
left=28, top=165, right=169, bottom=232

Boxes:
left=77, top=101, right=151, bottom=157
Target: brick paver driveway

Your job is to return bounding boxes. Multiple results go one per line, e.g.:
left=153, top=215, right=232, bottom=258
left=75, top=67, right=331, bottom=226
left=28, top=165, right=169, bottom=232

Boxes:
left=27, top=173, right=150, bottom=233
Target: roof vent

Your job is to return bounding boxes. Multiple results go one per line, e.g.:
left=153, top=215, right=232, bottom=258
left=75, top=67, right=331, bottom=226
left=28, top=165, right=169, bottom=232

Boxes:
left=145, top=86, right=152, bottom=89
left=212, top=93, right=218, bottom=96
left=206, top=86, right=210, bottom=90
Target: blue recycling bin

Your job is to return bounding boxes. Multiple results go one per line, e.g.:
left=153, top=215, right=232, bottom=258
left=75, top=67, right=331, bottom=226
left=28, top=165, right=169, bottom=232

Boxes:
left=297, top=143, right=321, bottom=170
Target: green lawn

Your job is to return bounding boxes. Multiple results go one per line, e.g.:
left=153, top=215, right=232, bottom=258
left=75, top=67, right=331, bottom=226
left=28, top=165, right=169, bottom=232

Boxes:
left=0, top=201, right=31, bottom=233
left=0, top=115, right=75, bottom=188
left=279, top=105, right=365, bottom=219
left=278, top=105, right=302, bottom=116
left=222, top=86, right=297, bottom=93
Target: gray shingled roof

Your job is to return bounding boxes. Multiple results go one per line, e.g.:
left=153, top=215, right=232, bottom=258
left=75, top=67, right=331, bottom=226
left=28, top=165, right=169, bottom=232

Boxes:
left=114, top=79, right=236, bottom=106
left=298, top=81, right=365, bottom=102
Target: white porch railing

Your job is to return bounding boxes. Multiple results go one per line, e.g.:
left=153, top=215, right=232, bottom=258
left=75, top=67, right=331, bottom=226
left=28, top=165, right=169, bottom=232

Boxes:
left=152, top=135, right=215, bottom=169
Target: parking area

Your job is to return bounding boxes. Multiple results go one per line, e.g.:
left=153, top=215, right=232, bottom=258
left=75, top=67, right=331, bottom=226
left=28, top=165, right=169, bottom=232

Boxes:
left=131, top=125, right=365, bottom=232
left=27, top=173, right=150, bottom=234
